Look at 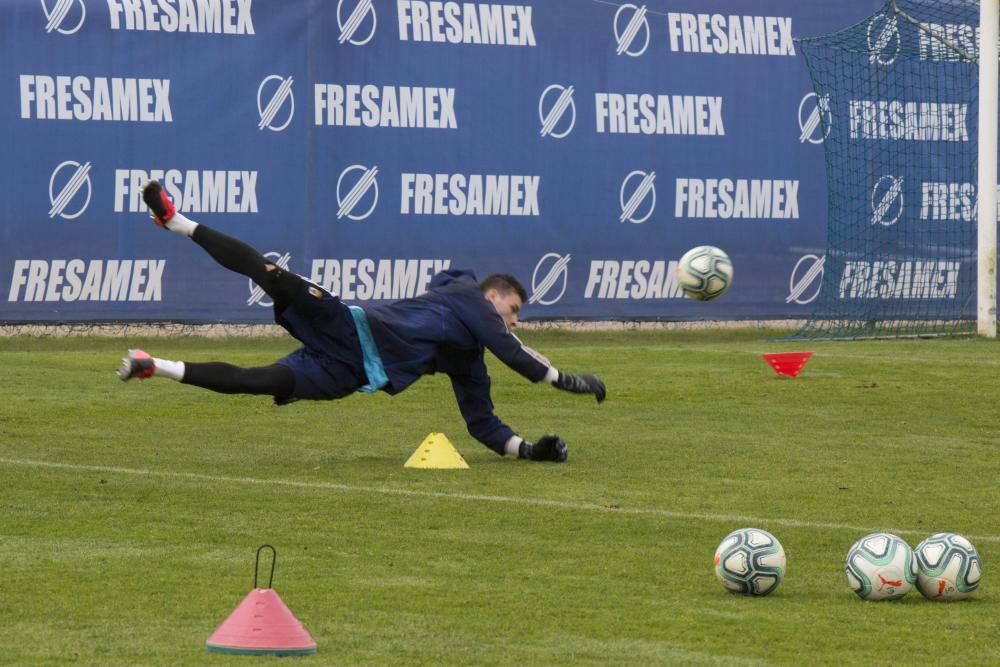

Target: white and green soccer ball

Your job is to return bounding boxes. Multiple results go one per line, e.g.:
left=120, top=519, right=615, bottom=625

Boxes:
left=914, top=533, right=982, bottom=601
left=845, top=532, right=918, bottom=600
left=677, top=245, right=733, bottom=301
left=713, top=528, right=786, bottom=596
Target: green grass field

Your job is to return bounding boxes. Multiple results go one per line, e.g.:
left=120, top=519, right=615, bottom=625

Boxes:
left=1, top=330, right=997, bottom=665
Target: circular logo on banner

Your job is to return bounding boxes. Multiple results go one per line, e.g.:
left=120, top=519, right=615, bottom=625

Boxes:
left=530, top=253, right=571, bottom=305
left=538, top=84, right=576, bottom=139
left=867, top=13, right=900, bottom=65
left=257, top=75, right=295, bottom=132
left=798, top=92, right=832, bottom=145
left=336, top=165, right=379, bottom=220
left=619, top=170, right=656, bottom=224
left=40, top=0, right=86, bottom=35
left=248, top=251, right=292, bottom=308
left=786, top=254, right=825, bottom=305
left=337, top=0, right=377, bottom=45
left=48, top=160, right=92, bottom=219
left=871, top=175, right=904, bottom=226
left=613, top=4, right=650, bottom=57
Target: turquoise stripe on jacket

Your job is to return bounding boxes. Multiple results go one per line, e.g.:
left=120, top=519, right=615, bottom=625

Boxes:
left=348, top=305, right=389, bottom=393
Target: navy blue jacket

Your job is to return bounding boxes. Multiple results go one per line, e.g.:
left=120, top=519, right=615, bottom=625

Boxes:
left=364, top=270, right=550, bottom=453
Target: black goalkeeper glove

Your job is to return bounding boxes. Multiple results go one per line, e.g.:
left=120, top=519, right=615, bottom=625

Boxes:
left=553, top=371, right=606, bottom=403
left=518, top=434, right=568, bottom=462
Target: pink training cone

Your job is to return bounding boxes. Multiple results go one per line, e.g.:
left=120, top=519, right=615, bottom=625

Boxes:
left=206, top=588, right=317, bottom=656
left=762, top=351, right=814, bottom=378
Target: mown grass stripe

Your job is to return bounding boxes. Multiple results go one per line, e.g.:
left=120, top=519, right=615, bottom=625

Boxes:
left=3, top=456, right=996, bottom=544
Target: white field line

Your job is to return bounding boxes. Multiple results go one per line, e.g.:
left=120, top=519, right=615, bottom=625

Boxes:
left=2, top=457, right=997, bottom=544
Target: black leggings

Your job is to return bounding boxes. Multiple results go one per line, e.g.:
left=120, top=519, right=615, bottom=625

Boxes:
left=191, top=225, right=302, bottom=311
left=179, top=225, right=299, bottom=400
left=182, top=361, right=294, bottom=398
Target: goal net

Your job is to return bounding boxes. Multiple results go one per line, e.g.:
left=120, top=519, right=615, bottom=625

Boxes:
left=792, top=0, right=987, bottom=339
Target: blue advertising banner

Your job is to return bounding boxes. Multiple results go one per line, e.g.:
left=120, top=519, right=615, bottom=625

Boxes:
left=1, top=0, right=882, bottom=323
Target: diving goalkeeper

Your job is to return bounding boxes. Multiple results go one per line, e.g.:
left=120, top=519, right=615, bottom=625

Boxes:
left=116, top=181, right=606, bottom=462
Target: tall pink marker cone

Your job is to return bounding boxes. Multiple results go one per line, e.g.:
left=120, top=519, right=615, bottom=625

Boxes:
left=206, top=545, right=316, bottom=656
left=206, top=588, right=316, bottom=656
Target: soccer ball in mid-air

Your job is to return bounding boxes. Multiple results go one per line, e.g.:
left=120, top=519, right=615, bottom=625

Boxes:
left=713, top=528, right=786, bottom=596
left=914, top=533, right=982, bottom=601
left=845, top=532, right=918, bottom=600
left=677, top=245, right=733, bottom=301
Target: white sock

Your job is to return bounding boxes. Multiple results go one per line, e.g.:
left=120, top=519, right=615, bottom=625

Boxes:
left=165, top=212, right=198, bottom=238
left=152, top=358, right=185, bottom=381
left=504, top=435, right=524, bottom=457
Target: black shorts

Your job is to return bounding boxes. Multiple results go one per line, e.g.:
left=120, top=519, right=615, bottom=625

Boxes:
left=273, top=283, right=367, bottom=400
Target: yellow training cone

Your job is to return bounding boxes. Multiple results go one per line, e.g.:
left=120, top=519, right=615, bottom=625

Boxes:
left=404, top=433, right=469, bottom=469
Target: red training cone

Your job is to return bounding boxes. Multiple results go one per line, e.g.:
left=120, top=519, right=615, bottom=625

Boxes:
left=762, top=351, right=814, bottom=378
left=206, top=587, right=317, bottom=656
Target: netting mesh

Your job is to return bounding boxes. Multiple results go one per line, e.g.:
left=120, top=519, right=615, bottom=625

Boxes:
left=792, top=0, right=985, bottom=339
